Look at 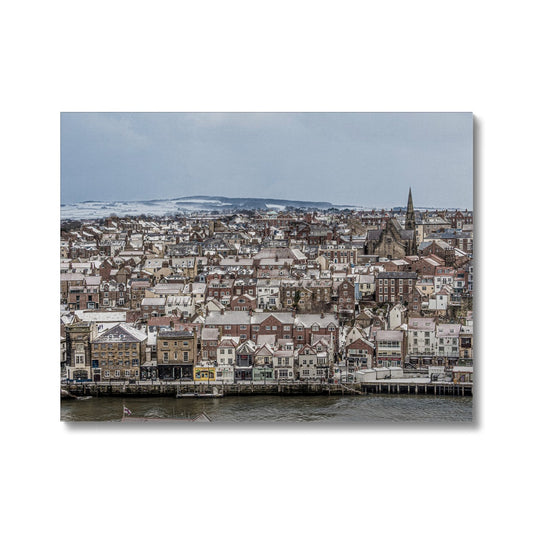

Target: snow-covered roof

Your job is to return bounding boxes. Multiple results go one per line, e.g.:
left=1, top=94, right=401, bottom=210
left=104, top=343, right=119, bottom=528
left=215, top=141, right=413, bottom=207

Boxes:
left=74, top=310, right=127, bottom=323
left=142, top=297, right=166, bottom=306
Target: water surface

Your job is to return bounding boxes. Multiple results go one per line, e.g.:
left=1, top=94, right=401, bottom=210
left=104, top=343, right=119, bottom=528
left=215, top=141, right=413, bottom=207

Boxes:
left=61, top=395, right=473, bottom=423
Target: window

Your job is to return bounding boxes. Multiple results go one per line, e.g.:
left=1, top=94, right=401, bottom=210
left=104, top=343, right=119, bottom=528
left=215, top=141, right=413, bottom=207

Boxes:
left=183, top=352, right=189, bottom=362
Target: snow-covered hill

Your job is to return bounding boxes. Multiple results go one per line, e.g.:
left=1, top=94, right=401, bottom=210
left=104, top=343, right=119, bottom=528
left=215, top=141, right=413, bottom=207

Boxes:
left=61, top=195, right=359, bottom=220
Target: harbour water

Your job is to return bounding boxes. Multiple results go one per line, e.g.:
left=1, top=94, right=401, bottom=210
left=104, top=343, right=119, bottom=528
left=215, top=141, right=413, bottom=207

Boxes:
left=61, top=395, right=473, bottom=423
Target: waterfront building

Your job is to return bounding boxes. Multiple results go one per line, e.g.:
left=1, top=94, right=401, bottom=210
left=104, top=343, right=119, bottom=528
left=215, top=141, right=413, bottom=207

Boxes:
left=194, top=363, right=216, bottom=382
left=215, top=364, right=235, bottom=383
left=406, top=317, right=436, bottom=368
left=90, top=323, right=147, bottom=382
left=156, top=329, right=197, bottom=380
left=375, top=330, right=406, bottom=368
left=435, top=323, right=461, bottom=367
left=345, top=337, right=374, bottom=371
left=65, top=321, right=97, bottom=381
left=216, top=336, right=239, bottom=366
left=235, top=340, right=255, bottom=381
left=296, top=345, right=320, bottom=381
left=272, top=349, right=296, bottom=381
left=252, top=344, right=275, bottom=382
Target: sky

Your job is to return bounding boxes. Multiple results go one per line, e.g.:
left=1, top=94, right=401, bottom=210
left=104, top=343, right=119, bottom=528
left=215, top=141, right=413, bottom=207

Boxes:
left=61, top=112, right=473, bottom=209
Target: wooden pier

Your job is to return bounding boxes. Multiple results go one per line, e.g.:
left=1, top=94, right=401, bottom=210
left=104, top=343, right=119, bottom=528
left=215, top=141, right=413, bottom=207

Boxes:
left=359, top=381, right=472, bottom=397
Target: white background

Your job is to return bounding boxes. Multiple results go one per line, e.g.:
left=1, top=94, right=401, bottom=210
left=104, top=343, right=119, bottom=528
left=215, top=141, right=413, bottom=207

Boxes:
left=1, top=1, right=531, bottom=532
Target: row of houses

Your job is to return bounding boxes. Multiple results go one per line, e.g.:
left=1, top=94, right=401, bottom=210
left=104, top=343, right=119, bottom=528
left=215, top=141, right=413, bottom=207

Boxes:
left=63, top=306, right=473, bottom=382
left=64, top=321, right=335, bottom=383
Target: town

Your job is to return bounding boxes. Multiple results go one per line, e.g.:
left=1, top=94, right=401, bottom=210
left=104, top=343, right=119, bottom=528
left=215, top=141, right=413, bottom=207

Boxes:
left=60, top=189, right=473, bottom=394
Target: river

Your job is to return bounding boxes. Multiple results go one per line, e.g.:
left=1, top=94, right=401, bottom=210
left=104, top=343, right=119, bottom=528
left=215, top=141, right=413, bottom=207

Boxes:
left=61, top=395, right=473, bottom=423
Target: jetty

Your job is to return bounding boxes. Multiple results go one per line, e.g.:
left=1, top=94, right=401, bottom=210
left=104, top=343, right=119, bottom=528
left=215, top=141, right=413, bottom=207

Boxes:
left=61, top=379, right=471, bottom=398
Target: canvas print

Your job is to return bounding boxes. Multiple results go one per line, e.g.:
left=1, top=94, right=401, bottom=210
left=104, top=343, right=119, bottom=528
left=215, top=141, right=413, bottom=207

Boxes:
left=60, top=112, right=473, bottom=423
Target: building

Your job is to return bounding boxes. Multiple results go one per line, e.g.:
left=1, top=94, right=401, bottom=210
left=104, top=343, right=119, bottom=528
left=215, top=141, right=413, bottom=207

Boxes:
left=346, top=337, right=374, bottom=371
left=65, top=321, right=97, bottom=381
left=406, top=317, right=436, bottom=368
left=90, top=323, right=147, bottom=382
left=375, top=271, right=417, bottom=305
left=435, top=323, right=461, bottom=368
left=272, top=349, right=296, bottom=380
left=364, top=190, right=417, bottom=259
left=156, top=329, right=197, bottom=380
left=375, top=330, right=406, bottom=367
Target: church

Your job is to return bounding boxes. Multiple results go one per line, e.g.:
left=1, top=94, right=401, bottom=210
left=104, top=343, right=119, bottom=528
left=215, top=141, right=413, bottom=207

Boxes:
left=364, top=188, right=417, bottom=259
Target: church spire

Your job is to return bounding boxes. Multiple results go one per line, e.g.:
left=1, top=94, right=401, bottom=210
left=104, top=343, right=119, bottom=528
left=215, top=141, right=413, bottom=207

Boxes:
left=405, top=187, right=415, bottom=231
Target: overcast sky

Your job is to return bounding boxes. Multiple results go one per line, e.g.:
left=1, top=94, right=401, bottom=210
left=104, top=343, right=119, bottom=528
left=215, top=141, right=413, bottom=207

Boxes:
left=61, top=112, right=473, bottom=208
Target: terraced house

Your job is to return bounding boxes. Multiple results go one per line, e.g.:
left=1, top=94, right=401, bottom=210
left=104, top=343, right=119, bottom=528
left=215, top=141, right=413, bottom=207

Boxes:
left=156, top=329, right=197, bottom=380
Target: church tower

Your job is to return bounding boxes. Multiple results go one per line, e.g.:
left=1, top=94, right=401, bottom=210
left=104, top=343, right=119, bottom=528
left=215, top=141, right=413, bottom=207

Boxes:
left=405, top=187, right=415, bottom=231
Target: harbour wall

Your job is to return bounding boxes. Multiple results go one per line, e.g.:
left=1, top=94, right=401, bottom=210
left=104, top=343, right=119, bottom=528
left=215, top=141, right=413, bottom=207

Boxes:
left=62, top=381, right=472, bottom=398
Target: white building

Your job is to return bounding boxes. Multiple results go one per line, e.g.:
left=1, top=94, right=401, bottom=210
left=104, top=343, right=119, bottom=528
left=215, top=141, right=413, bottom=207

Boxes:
left=272, top=349, right=296, bottom=380
left=407, top=317, right=436, bottom=360
left=256, top=279, right=281, bottom=310
left=216, top=336, right=239, bottom=366
left=436, top=323, right=461, bottom=366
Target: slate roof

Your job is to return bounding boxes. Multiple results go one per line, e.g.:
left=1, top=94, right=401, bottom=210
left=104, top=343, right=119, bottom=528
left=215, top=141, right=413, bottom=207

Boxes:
left=93, top=323, right=147, bottom=343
